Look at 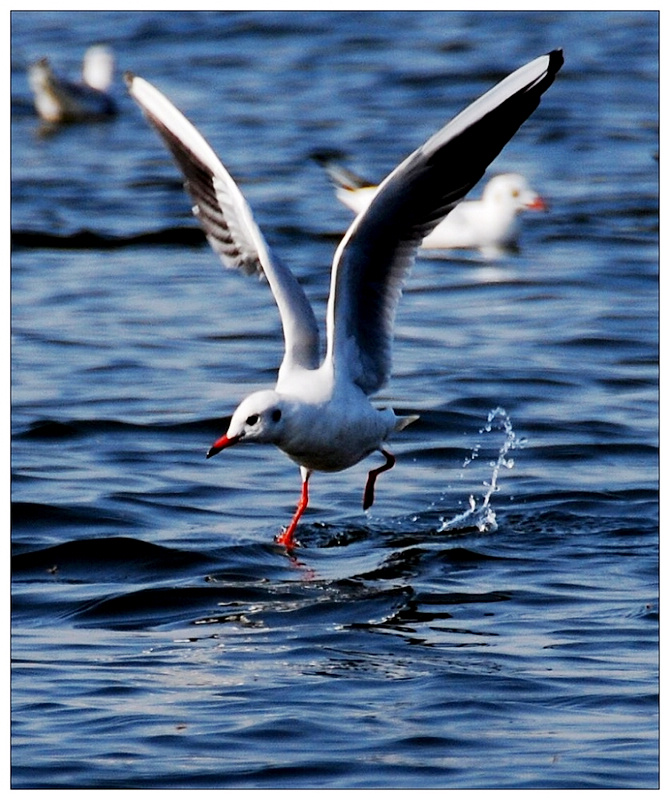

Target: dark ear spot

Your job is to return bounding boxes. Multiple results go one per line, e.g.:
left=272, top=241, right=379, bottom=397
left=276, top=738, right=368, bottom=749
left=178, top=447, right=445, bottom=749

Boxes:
left=271, top=409, right=282, bottom=423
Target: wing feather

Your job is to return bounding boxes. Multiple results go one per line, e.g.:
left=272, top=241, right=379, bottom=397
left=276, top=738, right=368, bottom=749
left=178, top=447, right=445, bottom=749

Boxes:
left=327, top=50, right=563, bottom=395
left=125, top=74, right=320, bottom=373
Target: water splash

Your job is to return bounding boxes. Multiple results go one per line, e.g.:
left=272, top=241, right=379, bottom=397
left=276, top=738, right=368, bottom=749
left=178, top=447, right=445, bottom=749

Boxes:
left=439, top=407, right=522, bottom=533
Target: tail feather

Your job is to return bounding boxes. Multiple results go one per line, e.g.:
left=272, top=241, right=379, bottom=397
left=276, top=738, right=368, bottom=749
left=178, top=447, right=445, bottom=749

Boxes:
left=313, top=153, right=374, bottom=191
left=394, top=414, right=420, bottom=432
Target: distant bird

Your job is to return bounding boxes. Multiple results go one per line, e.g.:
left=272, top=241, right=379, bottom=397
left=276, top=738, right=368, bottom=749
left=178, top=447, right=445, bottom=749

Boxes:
left=317, top=158, right=547, bottom=258
left=126, top=50, right=563, bottom=548
left=28, top=45, right=117, bottom=123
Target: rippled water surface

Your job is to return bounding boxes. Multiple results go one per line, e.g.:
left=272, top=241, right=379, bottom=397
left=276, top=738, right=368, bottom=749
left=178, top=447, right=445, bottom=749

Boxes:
left=11, top=10, right=658, bottom=789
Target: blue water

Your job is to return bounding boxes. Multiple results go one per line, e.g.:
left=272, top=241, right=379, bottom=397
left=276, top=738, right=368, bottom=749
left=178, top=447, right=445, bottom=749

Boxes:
left=11, top=10, right=658, bottom=789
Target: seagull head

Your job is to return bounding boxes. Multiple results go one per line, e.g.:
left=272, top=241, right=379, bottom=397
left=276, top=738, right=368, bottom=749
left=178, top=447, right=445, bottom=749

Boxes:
left=207, top=390, right=285, bottom=458
left=485, top=173, right=547, bottom=212
left=82, top=45, right=115, bottom=92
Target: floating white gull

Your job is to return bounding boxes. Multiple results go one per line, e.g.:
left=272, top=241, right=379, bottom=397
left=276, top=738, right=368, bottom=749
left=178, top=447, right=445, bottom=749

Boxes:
left=125, top=50, right=563, bottom=548
left=28, top=45, right=117, bottom=123
left=317, top=159, right=547, bottom=258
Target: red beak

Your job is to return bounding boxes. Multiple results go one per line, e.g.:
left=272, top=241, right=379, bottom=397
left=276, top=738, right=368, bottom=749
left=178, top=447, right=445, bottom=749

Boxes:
left=526, top=196, right=547, bottom=211
left=206, top=432, right=241, bottom=459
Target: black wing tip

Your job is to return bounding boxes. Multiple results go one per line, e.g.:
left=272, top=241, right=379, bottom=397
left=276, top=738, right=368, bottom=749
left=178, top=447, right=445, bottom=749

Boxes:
left=123, top=70, right=135, bottom=88
left=547, top=49, right=564, bottom=75
left=311, top=149, right=346, bottom=166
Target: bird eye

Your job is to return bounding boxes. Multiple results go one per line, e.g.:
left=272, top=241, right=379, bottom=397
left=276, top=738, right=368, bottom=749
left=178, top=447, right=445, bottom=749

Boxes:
left=246, top=414, right=259, bottom=426
left=272, top=409, right=282, bottom=422
left=512, top=189, right=520, bottom=197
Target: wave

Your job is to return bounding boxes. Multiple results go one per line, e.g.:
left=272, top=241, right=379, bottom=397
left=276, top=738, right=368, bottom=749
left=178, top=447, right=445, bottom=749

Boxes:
left=13, top=416, right=226, bottom=441
left=11, top=226, right=206, bottom=251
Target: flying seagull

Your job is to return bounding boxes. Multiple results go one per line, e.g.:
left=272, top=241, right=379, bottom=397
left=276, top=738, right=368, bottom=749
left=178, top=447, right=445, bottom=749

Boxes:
left=125, top=49, right=563, bottom=548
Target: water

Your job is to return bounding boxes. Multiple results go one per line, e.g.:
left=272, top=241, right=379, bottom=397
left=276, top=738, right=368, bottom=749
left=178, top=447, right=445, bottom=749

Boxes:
left=439, top=407, right=520, bottom=533
left=11, top=10, right=658, bottom=789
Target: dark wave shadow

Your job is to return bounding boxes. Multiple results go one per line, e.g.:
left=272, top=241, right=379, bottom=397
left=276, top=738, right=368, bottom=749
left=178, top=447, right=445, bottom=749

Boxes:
left=11, top=226, right=206, bottom=251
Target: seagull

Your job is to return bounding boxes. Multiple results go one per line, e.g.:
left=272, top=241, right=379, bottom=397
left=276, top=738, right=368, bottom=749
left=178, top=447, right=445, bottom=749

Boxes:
left=125, top=49, right=563, bottom=548
left=316, top=158, right=547, bottom=258
left=28, top=45, right=117, bottom=123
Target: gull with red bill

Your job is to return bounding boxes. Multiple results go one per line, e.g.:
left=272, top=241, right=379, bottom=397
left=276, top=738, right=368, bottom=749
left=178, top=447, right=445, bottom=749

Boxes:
left=125, top=50, right=562, bottom=548
left=316, top=158, right=548, bottom=258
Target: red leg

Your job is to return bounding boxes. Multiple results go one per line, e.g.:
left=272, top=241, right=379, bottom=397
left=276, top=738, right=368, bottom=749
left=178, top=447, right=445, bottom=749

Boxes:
left=363, top=449, right=395, bottom=510
left=276, top=470, right=311, bottom=548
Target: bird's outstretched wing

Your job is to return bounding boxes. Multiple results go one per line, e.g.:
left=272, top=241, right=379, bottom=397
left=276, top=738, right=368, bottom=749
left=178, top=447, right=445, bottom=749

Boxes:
left=327, top=50, right=563, bottom=395
left=125, top=73, right=320, bottom=374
